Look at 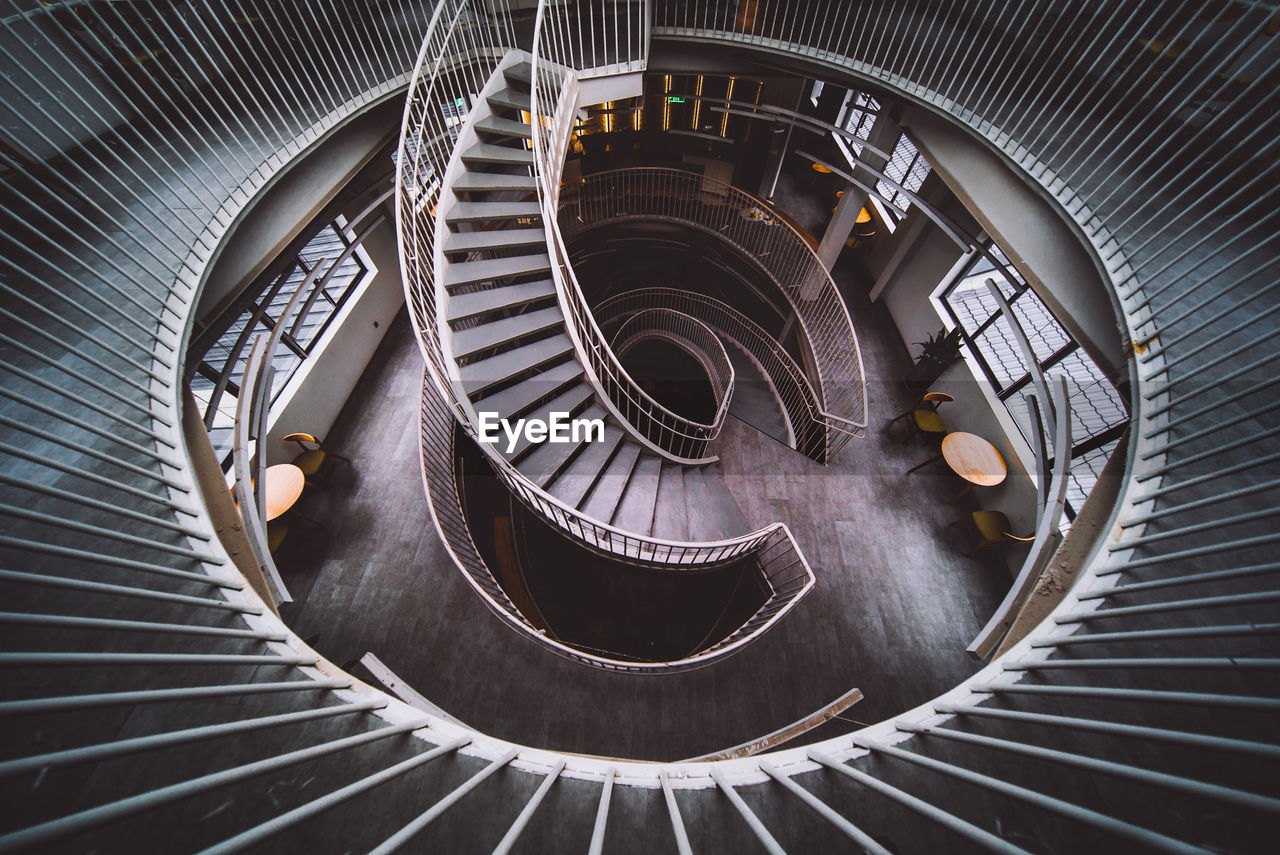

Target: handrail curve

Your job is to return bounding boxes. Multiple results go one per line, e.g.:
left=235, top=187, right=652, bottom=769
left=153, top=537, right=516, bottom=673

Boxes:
left=610, top=307, right=736, bottom=439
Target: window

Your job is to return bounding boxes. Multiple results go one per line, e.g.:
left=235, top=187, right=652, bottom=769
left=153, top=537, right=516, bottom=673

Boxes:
left=842, top=91, right=880, bottom=147
left=189, top=221, right=373, bottom=468
left=940, top=241, right=1129, bottom=517
left=877, top=132, right=931, bottom=215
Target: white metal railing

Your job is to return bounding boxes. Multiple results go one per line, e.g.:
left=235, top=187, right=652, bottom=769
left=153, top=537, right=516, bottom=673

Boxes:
left=559, top=167, right=869, bottom=460
left=0, top=0, right=1275, bottom=850
left=597, top=287, right=838, bottom=460
left=396, top=0, right=518, bottom=395
left=531, top=2, right=733, bottom=465
left=396, top=2, right=817, bottom=605
left=418, top=369, right=813, bottom=672
left=611, top=307, right=736, bottom=443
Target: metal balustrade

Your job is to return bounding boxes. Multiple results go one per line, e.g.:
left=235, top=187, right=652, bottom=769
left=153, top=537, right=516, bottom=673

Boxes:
left=610, top=307, right=736, bottom=444
left=0, top=0, right=1274, bottom=851
left=596, top=287, right=834, bottom=461
left=417, top=369, right=813, bottom=672
left=559, top=167, right=869, bottom=460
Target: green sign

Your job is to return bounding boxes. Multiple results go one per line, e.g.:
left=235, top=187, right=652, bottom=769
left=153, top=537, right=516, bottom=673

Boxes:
left=667, top=96, right=685, bottom=104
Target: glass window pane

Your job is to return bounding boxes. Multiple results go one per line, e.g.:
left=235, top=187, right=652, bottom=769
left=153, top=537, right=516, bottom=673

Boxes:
left=971, top=314, right=1027, bottom=388
left=1009, top=290, right=1071, bottom=363
left=1046, top=349, right=1129, bottom=443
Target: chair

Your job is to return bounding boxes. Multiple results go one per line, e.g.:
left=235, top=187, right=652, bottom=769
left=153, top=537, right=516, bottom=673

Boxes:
left=282, top=432, right=351, bottom=490
left=888, top=391, right=954, bottom=444
left=266, top=520, right=289, bottom=556
left=947, top=510, right=1034, bottom=557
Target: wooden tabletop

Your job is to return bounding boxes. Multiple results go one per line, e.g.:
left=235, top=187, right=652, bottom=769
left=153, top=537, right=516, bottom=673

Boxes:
left=263, top=463, right=305, bottom=521
left=941, top=432, right=1007, bottom=486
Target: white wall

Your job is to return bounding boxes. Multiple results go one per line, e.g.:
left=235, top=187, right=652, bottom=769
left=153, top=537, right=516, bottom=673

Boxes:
left=264, top=215, right=405, bottom=466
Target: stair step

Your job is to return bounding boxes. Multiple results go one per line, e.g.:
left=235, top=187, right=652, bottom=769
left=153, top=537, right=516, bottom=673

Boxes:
left=448, top=279, right=556, bottom=324
left=503, top=61, right=533, bottom=86
left=445, top=201, right=541, bottom=224
left=499, top=384, right=596, bottom=464
left=471, top=359, right=582, bottom=418
left=701, top=465, right=752, bottom=538
left=458, top=334, right=574, bottom=397
left=611, top=455, right=662, bottom=536
left=548, top=424, right=626, bottom=508
left=682, top=467, right=729, bottom=541
left=517, top=404, right=606, bottom=487
left=443, top=227, right=546, bottom=255
left=461, top=142, right=532, bottom=166
left=650, top=463, right=690, bottom=541
left=443, top=253, right=552, bottom=290
left=580, top=441, right=642, bottom=524
left=487, top=87, right=532, bottom=113
left=474, top=113, right=533, bottom=139
left=452, top=172, right=537, bottom=193
left=452, top=307, right=562, bottom=361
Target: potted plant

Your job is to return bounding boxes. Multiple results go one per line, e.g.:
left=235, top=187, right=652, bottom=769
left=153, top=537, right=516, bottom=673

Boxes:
left=907, top=327, right=963, bottom=390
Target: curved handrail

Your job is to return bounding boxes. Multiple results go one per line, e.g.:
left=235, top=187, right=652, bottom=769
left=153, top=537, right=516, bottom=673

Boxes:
left=397, top=0, right=806, bottom=574
left=529, top=4, right=732, bottom=464
left=558, top=167, right=869, bottom=460
left=596, top=287, right=835, bottom=461
left=418, top=369, right=814, bottom=672
left=610, top=307, right=735, bottom=437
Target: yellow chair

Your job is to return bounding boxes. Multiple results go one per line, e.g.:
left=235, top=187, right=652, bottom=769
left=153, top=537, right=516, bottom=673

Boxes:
left=282, top=432, right=351, bottom=490
left=948, top=510, right=1034, bottom=557
left=266, top=520, right=289, bottom=555
left=889, top=391, right=954, bottom=444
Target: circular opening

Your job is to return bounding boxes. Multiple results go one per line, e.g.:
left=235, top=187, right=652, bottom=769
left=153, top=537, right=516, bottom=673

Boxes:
left=616, top=337, right=719, bottom=424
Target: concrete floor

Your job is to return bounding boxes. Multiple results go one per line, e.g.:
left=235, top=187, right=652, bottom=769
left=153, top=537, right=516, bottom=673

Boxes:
left=278, top=264, right=1017, bottom=760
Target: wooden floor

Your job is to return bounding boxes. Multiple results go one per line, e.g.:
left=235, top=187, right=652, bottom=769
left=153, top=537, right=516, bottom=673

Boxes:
left=280, top=271, right=1015, bottom=761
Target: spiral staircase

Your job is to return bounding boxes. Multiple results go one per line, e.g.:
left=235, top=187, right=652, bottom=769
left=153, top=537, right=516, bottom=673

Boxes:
left=0, top=1, right=1277, bottom=852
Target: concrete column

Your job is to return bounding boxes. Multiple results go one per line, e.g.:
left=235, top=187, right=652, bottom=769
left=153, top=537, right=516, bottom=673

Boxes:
left=816, top=110, right=901, bottom=270
left=817, top=185, right=863, bottom=269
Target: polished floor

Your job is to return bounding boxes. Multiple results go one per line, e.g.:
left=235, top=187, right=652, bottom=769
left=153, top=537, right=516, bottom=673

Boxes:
left=278, top=258, right=1017, bottom=760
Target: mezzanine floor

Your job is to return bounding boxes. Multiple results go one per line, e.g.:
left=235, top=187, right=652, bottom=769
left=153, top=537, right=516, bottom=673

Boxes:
left=279, top=277, right=1017, bottom=761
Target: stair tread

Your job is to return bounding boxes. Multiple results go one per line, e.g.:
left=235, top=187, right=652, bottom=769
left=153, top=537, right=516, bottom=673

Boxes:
left=472, top=359, right=582, bottom=417
left=580, top=441, right=642, bottom=524
left=503, top=61, right=533, bottom=86
left=498, top=384, right=596, bottom=464
left=650, top=463, right=690, bottom=541
left=682, top=467, right=728, bottom=541
left=474, top=113, right=533, bottom=139
left=443, top=227, right=546, bottom=255
left=458, top=334, right=573, bottom=397
left=488, top=87, right=532, bottom=112
left=453, top=172, right=537, bottom=192
left=548, top=425, right=626, bottom=508
left=517, top=404, right=606, bottom=487
left=452, top=306, right=562, bottom=359
left=445, top=201, right=542, bottom=224
left=448, top=279, right=556, bottom=324
left=443, top=253, right=552, bottom=289
left=461, top=142, right=533, bottom=165
left=701, top=465, right=752, bottom=538
left=611, top=454, right=663, bottom=535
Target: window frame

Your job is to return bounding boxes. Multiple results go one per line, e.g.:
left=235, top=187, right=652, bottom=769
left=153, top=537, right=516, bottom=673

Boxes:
left=936, top=239, right=1130, bottom=519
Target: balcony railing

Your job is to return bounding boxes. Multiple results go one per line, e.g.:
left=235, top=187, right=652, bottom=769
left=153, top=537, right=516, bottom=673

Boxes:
left=610, top=307, right=735, bottom=451
left=559, top=167, right=868, bottom=461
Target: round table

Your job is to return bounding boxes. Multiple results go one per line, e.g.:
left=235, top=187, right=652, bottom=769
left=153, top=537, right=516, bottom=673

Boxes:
left=262, top=463, right=305, bottom=521
left=941, top=432, right=1007, bottom=486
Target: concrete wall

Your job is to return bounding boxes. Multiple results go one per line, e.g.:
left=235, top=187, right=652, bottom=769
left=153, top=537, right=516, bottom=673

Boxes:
left=189, top=96, right=407, bottom=471
left=900, top=106, right=1126, bottom=379
left=195, top=98, right=404, bottom=323
left=862, top=175, right=1041, bottom=553
left=265, top=213, right=404, bottom=466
